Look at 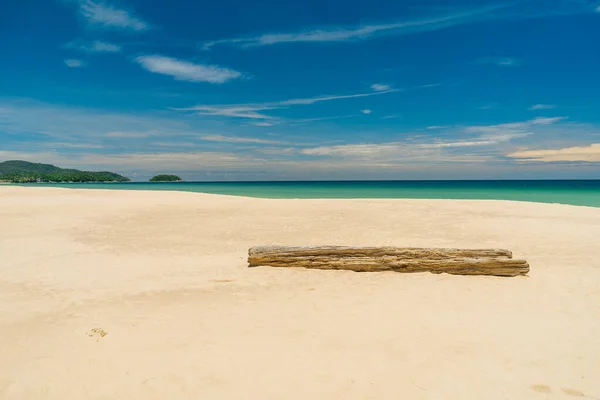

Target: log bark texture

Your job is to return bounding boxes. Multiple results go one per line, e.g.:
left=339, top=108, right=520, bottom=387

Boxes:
left=248, top=246, right=529, bottom=277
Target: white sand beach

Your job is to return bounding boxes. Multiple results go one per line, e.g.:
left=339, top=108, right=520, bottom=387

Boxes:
left=1, top=186, right=599, bottom=399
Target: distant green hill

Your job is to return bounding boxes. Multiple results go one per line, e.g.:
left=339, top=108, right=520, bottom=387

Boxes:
left=0, top=160, right=130, bottom=183
left=149, top=174, right=182, bottom=182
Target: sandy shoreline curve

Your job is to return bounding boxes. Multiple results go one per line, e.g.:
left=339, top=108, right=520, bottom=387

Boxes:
left=1, top=186, right=599, bottom=399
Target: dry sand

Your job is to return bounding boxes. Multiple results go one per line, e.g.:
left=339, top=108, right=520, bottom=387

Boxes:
left=1, top=186, right=599, bottom=399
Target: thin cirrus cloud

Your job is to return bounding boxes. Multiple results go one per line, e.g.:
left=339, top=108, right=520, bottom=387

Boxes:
left=201, top=2, right=596, bottom=50
left=70, top=40, right=122, bottom=53
left=427, top=125, right=451, bottom=130
left=529, top=104, right=556, bottom=110
left=279, top=88, right=398, bottom=105
left=464, top=116, right=567, bottom=135
left=77, top=0, right=149, bottom=31
left=301, top=133, right=523, bottom=157
left=301, top=116, right=568, bottom=159
left=371, top=83, right=391, bottom=92
left=105, top=131, right=156, bottom=138
left=202, top=5, right=509, bottom=49
left=182, top=106, right=280, bottom=120
left=0, top=99, right=192, bottom=142
left=174, top=87, right=399, bottom=119
left=64, top=59, right=85, bottom=67
left=199, top=134, right=282, bottom=144
left=475, top=57, right=522, bottom=67
left=299, top=141, right=497, bottom=162
left=134, top=55, right=242, bottom=84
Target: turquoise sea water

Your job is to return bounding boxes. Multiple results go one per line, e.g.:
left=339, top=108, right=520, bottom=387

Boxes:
left=17, top=180, right=600, bottom=208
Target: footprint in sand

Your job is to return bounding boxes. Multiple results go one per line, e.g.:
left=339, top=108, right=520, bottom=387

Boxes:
left=531, top=385, right=592, bottom=398
left=531, top=384, right=552, bottom=394
left=562, top=388, right=585, bottom=397
left=87, top=328, right=108, bottom=341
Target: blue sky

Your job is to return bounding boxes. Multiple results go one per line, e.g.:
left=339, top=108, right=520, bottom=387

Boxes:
left=1, top=0, right=599, bottom=180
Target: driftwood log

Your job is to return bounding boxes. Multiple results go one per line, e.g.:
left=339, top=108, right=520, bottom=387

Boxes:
left=248, top=246, right=529, bottom=277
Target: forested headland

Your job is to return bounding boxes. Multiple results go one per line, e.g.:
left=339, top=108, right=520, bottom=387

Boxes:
left=0, top=160, right=130, bottom=183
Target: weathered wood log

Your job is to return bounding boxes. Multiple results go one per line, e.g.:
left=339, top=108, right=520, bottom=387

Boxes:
left=250, top=246, right=514, bottom=259
left=248, top=246, right=529, bottom=277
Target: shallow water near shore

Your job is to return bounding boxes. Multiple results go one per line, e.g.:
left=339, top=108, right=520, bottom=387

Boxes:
left=14, top=180, right=600, bottom=207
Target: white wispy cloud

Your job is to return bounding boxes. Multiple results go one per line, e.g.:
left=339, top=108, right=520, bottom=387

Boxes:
left=49, top=142, right=105, bottom=149
left=0, top=148, right=392, bottom=177
left=0, top=99, right=193, bottom=141
left=530, top=116, right=567, bottom=125
left=361, top=109, right=372, bottom=115
left=64, top=59, right=85, bottom=67
left=202, top=5, right=511, bottom=49
left=2, top=99, right=597, bottom=179
left=507, top=143, right=600, bottom=162
left=176, top=87, right=398, bottom=120
left=150, top=142, right=199, bottom=148
left=475, top=57, right=522, bottom=67
left=426, top=125, right=450, bottom=130
left=371, top=83, right=392, bottom=92
left=301, top=133, right=523, bottom=158
left=300, top=142, right=493, bottom=163
left=300, top=117, right=572, bottom=161
left=199, top=134, right=281, bottom=144
left=0, top=150, right=247, bottom=172
left=279, top=89, right=398, bottom=105
left=202, top=2, right=596, bottom=50
left=529, top=104, right=556, bottom=110
left=0, top=100, right=303, bottom=158
left=4, top=146, right=596, bottom=181
left=70, top=40, right=122, bottom=53
left=287, top=115, right=360, bottom=125
left=105, top=131, right=156, bottom=138
left=465, top=116, right=566, bottom=135
left=178, top=105, right=278, bottom=119
left=134, top=55, right=242, bottom=84
left=418, top=83, right=442, bottom=89
left=77, top=0, right=149, bottom=31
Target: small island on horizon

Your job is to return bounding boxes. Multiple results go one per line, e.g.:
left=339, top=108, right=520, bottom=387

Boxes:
left=149, top=174, right=183, bottom=182
left=0, top=160, right=130, bottom=183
